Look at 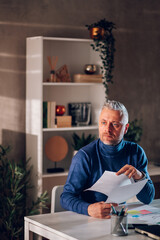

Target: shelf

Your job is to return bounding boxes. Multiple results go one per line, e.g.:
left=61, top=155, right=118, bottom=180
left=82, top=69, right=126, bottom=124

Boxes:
left=32, top=36, right=92, bottom=43
left=26, top=36, right=105, bottom=199
left=43, top=171, right=68, bottom=178
left=43, top=125, right=98, bottom=132
left=43, top=82, right=102, bottom=86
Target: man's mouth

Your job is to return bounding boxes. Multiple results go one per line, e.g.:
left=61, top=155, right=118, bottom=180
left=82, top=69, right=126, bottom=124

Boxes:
left=103, top=133, right=113, bottom=138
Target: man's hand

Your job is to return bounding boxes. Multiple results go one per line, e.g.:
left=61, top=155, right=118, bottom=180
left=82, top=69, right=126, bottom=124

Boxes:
left=116, top=164, right=143, bottom=180
left=88, top=202, right=118, bottom=219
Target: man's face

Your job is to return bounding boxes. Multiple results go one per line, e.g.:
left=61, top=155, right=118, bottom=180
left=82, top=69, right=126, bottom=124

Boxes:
left=99, top=108, right=129, bottom=145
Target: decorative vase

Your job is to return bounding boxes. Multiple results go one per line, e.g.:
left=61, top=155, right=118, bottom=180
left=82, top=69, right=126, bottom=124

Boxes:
left=56, top=105, right=66, bottom=116
left=90, top=27, right=105, bottom=40
left=84, top=64, right=97, bottom=74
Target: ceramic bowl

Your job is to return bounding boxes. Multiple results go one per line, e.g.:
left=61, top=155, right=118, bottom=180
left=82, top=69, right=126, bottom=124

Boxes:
left=84, top=64, right=97, bottom=74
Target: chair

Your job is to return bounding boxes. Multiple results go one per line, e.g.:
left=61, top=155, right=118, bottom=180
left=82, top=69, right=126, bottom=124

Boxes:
left=51, top=185, right=66, bottom=213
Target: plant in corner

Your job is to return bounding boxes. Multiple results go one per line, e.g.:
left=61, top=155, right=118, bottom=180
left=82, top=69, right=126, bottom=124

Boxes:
left=124, top=119, right=143, bottom=143
left=86, top=18, right=116, bottom=99
left=0, top=145, right=49, bottom=240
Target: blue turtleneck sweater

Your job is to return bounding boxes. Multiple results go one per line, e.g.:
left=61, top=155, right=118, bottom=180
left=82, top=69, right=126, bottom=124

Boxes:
left=60, top=139, right=155, bottom=215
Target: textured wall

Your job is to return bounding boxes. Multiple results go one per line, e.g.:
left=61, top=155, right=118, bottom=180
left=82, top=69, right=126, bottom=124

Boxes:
left=0, top=0, right=160, bottom=163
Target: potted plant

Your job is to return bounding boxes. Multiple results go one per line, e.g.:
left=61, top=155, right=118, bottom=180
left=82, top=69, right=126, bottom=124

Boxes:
left=86, top=20, right=143, bottom=144
left=0, top=145, right=49, bottom=240
left=86, top=19, right=116, bottom=99
left=72, top=132, right=96, bottom=155
left=124, top=119, right=143, bottom=143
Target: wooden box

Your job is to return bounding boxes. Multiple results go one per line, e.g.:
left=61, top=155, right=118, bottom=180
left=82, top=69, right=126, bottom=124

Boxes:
left=73, top=74, right=102, bottom=83
left=56, top=116, right=72, bottom=128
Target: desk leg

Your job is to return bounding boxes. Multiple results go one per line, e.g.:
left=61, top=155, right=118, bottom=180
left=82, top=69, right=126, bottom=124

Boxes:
left=24, top=220, right=33, bottom=240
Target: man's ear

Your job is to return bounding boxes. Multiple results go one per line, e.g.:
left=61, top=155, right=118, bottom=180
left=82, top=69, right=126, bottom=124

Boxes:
left=124, top=123, right=129, bottom=134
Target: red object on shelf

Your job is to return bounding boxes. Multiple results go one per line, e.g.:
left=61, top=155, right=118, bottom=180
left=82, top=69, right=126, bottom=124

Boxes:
left=56, top=105, right=66, bottom=116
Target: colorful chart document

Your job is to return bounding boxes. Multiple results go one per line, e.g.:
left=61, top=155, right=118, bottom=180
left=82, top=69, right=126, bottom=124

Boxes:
left=85, top=171, right=148, bottom=204
left=127, top=205, right=160, bottom=224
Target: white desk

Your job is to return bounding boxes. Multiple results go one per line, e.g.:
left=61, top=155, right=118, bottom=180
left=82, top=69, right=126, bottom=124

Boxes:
left=24, top=199, right=160, bottom=240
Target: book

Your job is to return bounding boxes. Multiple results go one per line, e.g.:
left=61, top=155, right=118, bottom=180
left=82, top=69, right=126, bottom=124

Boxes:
left=47, top=102, right=51, bottom=128
left=43, top=102, right=48, bottom=128
left=50, top=101, right=56, bottom=128
left=43, top=101, right=56, bottom=128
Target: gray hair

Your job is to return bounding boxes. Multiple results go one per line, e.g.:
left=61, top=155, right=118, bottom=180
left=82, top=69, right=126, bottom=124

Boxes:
left=102, top=100, right=129, bottom=124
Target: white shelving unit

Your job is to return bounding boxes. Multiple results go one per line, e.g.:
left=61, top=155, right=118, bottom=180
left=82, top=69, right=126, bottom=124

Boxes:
left=26, top=36, right=105, bottom=199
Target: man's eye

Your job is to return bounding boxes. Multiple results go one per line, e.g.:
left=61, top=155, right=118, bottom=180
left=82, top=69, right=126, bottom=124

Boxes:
left=113, top=123, right=120, bottom=127
left=101, top=121, right=106, bottom=125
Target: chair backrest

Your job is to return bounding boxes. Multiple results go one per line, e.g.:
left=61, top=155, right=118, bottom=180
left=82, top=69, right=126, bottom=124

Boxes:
left=51, top=185, right=66, bottom=213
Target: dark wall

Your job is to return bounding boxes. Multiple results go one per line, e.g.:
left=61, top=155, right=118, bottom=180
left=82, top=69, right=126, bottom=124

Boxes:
left=0, top=0, right=160, bottom=163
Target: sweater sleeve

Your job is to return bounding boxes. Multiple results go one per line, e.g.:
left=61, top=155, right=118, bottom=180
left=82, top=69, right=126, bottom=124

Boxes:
left=134, top=145, right=155, bottom=204
left=136, top=179, right=155, bottom=204
left=60, top=149, right=91, bottom=215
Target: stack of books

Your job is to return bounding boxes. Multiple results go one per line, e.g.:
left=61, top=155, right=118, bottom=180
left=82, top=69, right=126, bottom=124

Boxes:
left=43, top=101, right=56, bottom=128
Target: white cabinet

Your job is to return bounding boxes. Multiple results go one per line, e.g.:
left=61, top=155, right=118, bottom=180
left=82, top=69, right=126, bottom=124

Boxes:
left=26, top=36, right=105, bottom=199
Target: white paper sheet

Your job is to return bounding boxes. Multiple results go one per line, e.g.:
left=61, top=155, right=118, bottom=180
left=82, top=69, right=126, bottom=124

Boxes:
left=85, top=171, right=148, bottom=204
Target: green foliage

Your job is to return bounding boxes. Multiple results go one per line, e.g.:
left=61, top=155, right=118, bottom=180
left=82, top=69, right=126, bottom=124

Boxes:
left=86, top=18, right=116, bottom=99
left=0, top=145, right=49, bottom=240
left=86, top=18, right=116, bottom=32
left=72, top=132, right=96, bottom=150
left=86, top=20, right=143, bottom=144
left=125, top=119, right=143, bottom=143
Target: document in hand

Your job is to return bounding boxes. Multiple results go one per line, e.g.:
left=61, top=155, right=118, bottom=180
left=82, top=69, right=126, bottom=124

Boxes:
left=85, top=171, right=148, bottom=204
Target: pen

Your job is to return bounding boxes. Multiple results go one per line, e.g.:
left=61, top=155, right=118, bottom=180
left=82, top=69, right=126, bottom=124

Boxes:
left=119, top=206, right=125, bottom=216
left=124, top=207, right=128, bottom=215
left=111, top=204, right=117, bottom=215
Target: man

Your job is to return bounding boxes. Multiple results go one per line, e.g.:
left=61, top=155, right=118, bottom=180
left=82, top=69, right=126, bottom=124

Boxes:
left=60, top=100, right=155, bottom=219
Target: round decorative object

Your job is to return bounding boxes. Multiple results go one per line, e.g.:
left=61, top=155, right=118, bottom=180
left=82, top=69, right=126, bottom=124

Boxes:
left=90, top=27, right=105, bottom=40
left=84, top=64, right=97, bottom=74
left=56, top=105, right=66, bottom=116
left=45, top=136, right=68, bottom=162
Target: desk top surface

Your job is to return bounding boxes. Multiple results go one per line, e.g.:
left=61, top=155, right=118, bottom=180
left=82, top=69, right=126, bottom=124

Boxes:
left=148, top=162, right=160, bottom=176
left=25, top=199, right=160, bottom=240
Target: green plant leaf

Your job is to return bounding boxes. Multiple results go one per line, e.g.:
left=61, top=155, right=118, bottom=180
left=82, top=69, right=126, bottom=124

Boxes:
left=124, top=119, right=143, bottom=143
left=0, top=144, right=49, bottom=239
left=86, top=18, right=116, bottom=99
left=72, top=132, right=96, bottom=150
